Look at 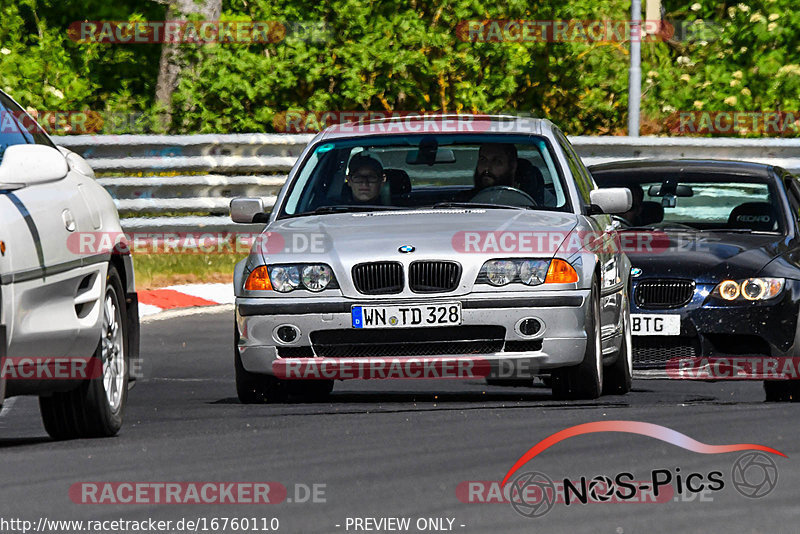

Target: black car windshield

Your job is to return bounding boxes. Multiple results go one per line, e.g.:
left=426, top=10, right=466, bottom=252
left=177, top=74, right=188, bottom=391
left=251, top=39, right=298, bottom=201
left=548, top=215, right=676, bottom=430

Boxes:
left=593, top=172, right=786, bottom=234
left=280, top=134, right=571, bottom=217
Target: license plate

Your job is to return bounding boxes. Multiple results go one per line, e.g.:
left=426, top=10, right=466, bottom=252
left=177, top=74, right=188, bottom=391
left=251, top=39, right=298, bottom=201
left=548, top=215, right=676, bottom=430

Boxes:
left=631, top=314, right=680, bottom=336
left=352, top=303, right=462, bottom=329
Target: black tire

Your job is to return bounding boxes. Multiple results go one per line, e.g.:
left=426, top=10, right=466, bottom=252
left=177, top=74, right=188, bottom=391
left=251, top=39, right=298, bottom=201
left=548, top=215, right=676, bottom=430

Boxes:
left=603, top=294, right=633, bottom=395
left=485, top=378, right=535, bottom=387
left=552, top=280, right=603, bottom=400
left=289, top=379, right=334, bottom=400
left=234, top=324, right=287, bottom=403
left=764, top=380, right=800, bottom=402
left=39, top=265, right=129, bottom=439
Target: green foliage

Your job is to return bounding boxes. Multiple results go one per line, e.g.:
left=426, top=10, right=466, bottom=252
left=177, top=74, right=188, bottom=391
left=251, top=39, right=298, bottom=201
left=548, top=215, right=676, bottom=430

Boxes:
left=0, top=0, right=164, bottom=131
left=1, top=0, right=800, bottom=136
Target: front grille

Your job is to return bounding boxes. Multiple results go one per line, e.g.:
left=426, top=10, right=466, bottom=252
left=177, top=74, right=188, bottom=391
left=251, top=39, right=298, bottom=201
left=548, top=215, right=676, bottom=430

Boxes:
left=633, top=336, right=700, bottom=369
left=352, top=262, right=404, bottom=295
left=504, top=340, right=543, bottom=352
left=277, top=346, right=314, bottom=358
left=310, top=326, right=506, bottom=358
left=635, top=279, right=695, bottom=309
left=409, top=261, right=462, bottom=293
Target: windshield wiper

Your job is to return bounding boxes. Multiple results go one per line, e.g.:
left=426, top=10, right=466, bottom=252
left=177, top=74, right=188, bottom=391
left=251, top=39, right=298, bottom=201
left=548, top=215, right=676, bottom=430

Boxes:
left=430, top=202, right=526, bottom=210
left=308, top=205, right=402, bottom=215
left=698, top=228, right=780, bottom=234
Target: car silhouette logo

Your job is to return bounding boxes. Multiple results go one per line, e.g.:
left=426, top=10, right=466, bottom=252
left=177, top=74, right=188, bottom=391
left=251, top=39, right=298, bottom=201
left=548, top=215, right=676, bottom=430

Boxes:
left=399, top=245, right=415, bottom=253
left=631, top=267, right=643, bottom=277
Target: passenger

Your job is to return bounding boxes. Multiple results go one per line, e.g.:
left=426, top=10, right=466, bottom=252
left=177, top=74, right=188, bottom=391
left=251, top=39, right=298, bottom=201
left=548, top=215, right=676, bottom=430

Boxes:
left=345, top=154, right=386, bottom=204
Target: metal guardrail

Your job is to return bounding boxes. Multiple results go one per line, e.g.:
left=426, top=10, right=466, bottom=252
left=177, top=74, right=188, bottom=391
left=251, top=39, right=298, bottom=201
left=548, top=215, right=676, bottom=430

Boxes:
left=54, top=134, right=800, bottom=232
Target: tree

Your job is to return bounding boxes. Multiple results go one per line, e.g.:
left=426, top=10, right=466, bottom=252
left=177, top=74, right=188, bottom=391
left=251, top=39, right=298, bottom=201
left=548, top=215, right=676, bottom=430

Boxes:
left=154, top=0, right=222, bottom=123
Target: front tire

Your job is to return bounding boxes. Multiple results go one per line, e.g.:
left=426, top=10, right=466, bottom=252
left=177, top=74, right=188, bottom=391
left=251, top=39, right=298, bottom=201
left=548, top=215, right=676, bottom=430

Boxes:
left=234, top=324, right=287, bottom=404
left=39, top=265, right=129, bottom=439
left=552, top=280, right=603, bottom=400
left=764, top=380, right=800, bottom=402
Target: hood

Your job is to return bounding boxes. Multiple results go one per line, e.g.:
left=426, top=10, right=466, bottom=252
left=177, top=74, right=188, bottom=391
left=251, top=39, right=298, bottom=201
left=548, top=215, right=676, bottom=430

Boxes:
left=260, top=209, right=579, bottom=264
left=626, top=230, right=788, bottom=283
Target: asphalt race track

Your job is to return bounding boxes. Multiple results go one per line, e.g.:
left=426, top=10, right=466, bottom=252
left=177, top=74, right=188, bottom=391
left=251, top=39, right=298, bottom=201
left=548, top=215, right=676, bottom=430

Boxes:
left=1, top=310, right=798, bottom=534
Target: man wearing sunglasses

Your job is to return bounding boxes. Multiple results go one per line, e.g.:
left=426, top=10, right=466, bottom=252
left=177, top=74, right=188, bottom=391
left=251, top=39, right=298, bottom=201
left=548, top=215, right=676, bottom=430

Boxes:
left=345, top=154, right=387, bottom=204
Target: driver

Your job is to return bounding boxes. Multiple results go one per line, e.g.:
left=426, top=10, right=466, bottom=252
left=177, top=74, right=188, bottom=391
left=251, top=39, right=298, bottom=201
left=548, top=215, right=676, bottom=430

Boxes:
left=345, top=154, right=387, bottom=204
left=474, top=143, right=518, bottom=190
left=468, top=143, right=544, bottom=204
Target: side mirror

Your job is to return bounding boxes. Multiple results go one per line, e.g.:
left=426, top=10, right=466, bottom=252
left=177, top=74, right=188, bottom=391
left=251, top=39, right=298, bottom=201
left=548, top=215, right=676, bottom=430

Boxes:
left=0, top=145, right=68, bottom=189
left=230, top=197, right=269, bottom=223
left=589, top=188, right=632, bottom=215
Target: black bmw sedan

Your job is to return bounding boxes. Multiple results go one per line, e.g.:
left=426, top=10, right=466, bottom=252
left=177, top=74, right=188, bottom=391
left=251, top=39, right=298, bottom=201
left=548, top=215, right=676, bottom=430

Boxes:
left=591, top=159, right=800, bottom=401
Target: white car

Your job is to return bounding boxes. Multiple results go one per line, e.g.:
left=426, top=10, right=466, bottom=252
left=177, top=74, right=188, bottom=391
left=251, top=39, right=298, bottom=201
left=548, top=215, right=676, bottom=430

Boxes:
left=0, top=90, right=138, bottom=438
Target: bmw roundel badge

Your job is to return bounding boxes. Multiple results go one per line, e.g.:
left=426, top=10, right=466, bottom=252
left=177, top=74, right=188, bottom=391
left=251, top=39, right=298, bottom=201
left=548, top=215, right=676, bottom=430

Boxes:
left=399, top=245, right=415, bottom=253
left=631, top=267, right=643, bottom=277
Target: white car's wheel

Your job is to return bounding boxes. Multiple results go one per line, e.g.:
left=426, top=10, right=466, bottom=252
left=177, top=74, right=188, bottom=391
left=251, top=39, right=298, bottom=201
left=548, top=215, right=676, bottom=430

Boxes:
left=39, top=265, right=129, bottom=439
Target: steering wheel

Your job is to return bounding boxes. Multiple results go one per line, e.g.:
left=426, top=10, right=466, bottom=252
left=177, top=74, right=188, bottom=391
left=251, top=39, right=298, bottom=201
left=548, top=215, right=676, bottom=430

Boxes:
left=470, top=186, right=538, bottom=208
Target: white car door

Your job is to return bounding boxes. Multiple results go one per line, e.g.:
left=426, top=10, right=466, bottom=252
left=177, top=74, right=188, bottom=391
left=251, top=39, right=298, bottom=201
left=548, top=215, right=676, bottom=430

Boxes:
left=0, top=94, right=105, bottom=360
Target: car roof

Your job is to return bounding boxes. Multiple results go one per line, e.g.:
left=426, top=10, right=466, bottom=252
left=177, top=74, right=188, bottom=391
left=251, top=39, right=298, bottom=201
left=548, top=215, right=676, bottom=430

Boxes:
left=589, top=158, right=776, bottom=179
left=316, top=114, right=554, bottom=140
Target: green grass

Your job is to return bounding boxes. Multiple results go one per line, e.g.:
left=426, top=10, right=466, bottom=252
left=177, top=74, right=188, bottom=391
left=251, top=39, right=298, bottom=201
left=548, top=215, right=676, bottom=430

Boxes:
left=132, top=253, right=246, bottom=289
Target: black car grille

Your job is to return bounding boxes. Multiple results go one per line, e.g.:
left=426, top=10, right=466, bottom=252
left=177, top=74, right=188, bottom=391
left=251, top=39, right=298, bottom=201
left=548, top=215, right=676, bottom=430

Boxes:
left=633, top=336, right=700, bottom=369
left=635, top=279, right=695, bottom=309
left=409, top=261, right=462, bottom=293
left=352, top=262, right=404, bottom=295
left=309, top=326, right=508, bottom=358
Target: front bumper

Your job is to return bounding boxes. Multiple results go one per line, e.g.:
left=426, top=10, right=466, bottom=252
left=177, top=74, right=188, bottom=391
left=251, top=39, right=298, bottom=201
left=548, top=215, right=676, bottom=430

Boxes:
left=631, top=279, right=800, bottom=377
left=236, top=291, right=589, bottom=379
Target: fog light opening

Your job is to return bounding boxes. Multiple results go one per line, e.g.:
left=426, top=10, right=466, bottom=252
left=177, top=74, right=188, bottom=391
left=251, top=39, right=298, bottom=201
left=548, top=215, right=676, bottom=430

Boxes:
left=275, top=325, right=300, bottom=344
left=518, top=318, right=543, bottom=337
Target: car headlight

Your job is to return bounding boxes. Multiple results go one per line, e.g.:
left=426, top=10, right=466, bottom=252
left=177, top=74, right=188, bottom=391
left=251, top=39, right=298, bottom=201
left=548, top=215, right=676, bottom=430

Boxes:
left=712, top=278, right=784, bottom=302
left=483, top=260, right=519, bottom=286
left=519, top=260, right=550, bottom=285
left=269, top=265, right=301, bottom=293
left=245, top=264, right=338, bottom=292
left=479, top=259, right=552, bottom=286
left=301, top=264, right=333, bottom=292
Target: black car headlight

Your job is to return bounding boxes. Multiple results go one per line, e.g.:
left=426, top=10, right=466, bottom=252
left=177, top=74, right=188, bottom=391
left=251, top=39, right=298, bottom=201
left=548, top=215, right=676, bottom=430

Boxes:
left=244, top=264, right=338, bottom=292
left=712, top=278, right=784, bottom=302
left=478, top=259, right=550, bottom=286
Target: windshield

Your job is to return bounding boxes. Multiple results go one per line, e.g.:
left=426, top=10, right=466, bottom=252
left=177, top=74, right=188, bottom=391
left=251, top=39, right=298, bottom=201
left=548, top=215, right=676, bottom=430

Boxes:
left=593, top=172, right=785, bottom=233
left=280, top=134, right=571, bottom=217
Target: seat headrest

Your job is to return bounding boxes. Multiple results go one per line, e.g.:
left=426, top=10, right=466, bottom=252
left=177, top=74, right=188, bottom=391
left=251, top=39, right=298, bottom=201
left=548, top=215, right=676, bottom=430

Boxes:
left=727, top=202, right=777, bottom=231
left=515, top=158, right=545, bottom=204
left=383, top=168, right=411, bottom=195
left=639, top=201, right=664, bottom=225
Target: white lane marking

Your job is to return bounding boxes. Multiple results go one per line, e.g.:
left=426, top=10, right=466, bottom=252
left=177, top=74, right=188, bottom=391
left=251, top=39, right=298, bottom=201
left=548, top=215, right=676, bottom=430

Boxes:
left=138, top=303, right=164, bottom=318
left=163, top=283, right=234, bottom=304
left=0, top=397, right=17, bottom=417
